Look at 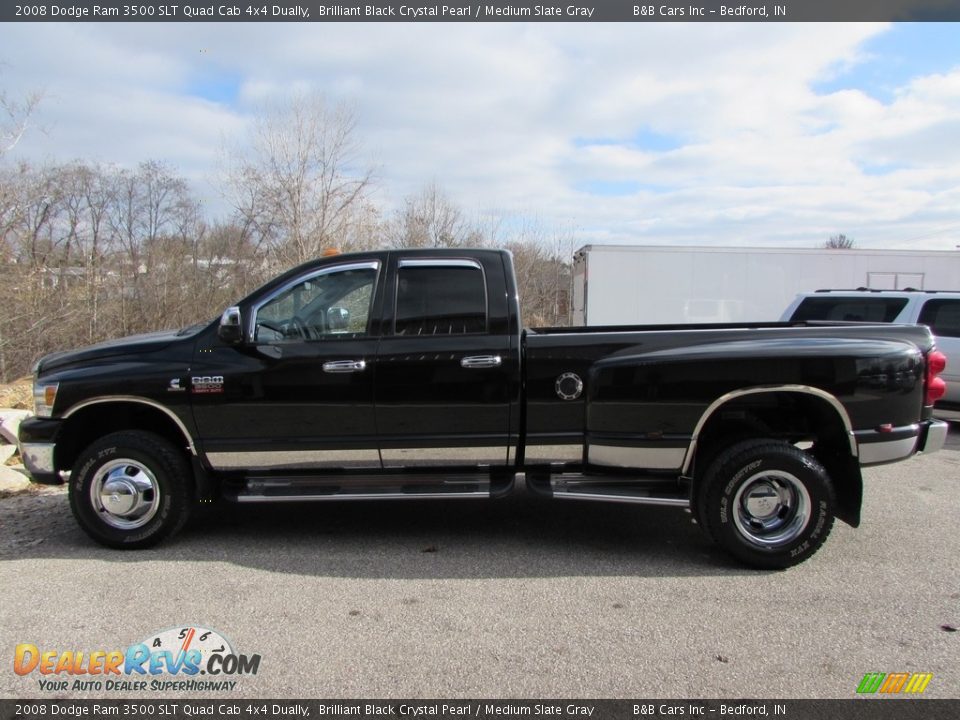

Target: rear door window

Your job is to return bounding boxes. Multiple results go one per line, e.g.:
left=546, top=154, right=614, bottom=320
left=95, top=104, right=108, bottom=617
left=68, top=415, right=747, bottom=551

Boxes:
left=394, top=262, right=487, bottom=335
left=918, top=299, right=960, bottom=338
left=790, top=297, right=908, bottom=323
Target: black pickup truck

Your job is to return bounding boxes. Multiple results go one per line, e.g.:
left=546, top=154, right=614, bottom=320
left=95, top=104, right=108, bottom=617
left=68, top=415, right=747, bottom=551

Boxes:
left=20, top=248, right=949, bottom=568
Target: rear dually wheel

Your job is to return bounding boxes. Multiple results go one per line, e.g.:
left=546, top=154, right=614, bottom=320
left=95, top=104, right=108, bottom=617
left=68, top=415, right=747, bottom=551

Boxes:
left=698, top=439, right=836, bottom=569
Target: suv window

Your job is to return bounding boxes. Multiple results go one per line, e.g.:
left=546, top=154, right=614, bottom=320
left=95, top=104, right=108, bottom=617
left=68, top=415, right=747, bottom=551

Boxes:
left=395, top=263, right=487, bottom=335
left=790, top=297, right=908, bottom=323
left=918, top=299, right=960, bottom=338
left=254, top=265, right=378, bottom=342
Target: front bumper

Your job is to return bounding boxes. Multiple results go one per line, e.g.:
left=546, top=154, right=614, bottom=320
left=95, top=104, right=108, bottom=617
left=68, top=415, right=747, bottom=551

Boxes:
left=17, top=416, right=64, bottom=485
left=20, top=443, right=61, bottom=484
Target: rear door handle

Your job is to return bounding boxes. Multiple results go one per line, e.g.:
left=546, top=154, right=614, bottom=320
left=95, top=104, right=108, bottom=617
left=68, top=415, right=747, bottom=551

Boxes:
left=461, top=355, right=502, bottom=369
left=323, top=360, right=367, bottom=373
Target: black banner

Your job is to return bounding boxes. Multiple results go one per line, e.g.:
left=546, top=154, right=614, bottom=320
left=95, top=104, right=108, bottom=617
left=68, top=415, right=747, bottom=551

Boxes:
left=3, top=0, right=960, bottom=23
left=2, top=701, right=960, bottom=720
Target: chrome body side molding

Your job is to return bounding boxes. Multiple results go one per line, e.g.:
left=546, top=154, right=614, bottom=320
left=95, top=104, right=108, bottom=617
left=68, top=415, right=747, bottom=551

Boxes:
left=207, top=449, right=382, bottom=471
left=588, top=444, right=686, bottom=471
left=380, top=446, right=507, bottom=467
left=524, top=443, right=583, bottom=463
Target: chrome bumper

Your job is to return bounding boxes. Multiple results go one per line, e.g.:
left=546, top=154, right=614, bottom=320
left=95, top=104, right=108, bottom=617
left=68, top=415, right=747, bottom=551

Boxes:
left=20, top=442, right=60, bottom=484
left=919, top=419, right=949, bottom=455
left=857, top=420, right=948, bottom=466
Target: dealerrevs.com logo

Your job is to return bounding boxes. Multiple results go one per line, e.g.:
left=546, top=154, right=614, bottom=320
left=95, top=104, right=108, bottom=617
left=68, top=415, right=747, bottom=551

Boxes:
left=14, top=626, right=260, bottom=693
left=856, top=672, right=933, bottom=695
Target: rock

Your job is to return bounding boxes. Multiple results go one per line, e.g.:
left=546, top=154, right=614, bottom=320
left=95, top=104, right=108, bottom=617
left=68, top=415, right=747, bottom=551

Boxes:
left=0, top=409, right=32, bottom=445
left=0, top=464, right=31, bottom=492
left=0, top=444, right=16, bottom=464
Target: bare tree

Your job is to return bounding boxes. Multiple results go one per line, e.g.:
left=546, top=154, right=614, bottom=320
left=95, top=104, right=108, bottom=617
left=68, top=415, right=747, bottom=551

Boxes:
left=1, top=85, right=42, bottom=155
left=14, top=162, right=64, bottom=267
left=388, top=182, right=484, bottom=249
left=105, top=161, right=201, bottom=332
left=0, top=161, right=30, bottom=256
left=824, top=233, right=855, bottom=249
left=224, top=94, right=374, bottom=267
left=337, top=199, right=386, bottom=252
left=72, top=162, right=115, bottom=340
left=0, top=159, right=258, bottom=382
left=0, top=162, right=67, bottom=381
left=188, top=220, right=267, bottom=308
left=0, top=77, right=42, bottom=266
left=498, top=218, right=574, bottom=327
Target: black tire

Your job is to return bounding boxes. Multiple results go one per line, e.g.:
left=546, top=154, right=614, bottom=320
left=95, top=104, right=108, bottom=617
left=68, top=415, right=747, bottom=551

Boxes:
left=692, top=433, right=757, bottom=531
left=69, top=431, right=193, bottom=549
left=698, top=439, right=835, bottom=569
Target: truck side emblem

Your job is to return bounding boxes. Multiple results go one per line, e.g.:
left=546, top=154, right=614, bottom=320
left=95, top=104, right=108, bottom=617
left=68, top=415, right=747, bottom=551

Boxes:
left=167, top=378, right=186, bottom=393
left=555, top=372, right=583, bottom=401
left=191, top=376, right=224, bottom=394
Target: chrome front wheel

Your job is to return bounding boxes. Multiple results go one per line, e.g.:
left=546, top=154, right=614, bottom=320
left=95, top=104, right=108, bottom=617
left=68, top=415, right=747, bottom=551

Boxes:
left=70, top=431, right=193, bottom=549
left=90, top=459, right=161, bottom=530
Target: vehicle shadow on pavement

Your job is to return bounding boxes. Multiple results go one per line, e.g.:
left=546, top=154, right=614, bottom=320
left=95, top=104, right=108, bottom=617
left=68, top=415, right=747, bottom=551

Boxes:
left=0, top=482, right=755, bottom=578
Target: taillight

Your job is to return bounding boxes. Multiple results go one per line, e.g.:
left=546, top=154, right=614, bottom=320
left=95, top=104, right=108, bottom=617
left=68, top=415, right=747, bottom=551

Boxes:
left=926, top=350, right=947, bottom=405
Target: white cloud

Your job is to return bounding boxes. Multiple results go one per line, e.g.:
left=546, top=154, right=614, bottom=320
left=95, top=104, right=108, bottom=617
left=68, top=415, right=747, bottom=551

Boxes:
left=3, top=21, right=960, bottom=249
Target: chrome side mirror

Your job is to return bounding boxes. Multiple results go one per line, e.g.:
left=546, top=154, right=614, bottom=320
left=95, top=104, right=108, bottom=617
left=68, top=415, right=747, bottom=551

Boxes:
left=218, top=306, right=243, bottom=345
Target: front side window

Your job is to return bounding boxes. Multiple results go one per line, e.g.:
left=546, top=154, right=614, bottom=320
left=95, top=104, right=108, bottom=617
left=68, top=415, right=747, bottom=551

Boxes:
left=254, top=265, right=377, bottom=342
left=395, top=264, right=487, bottom=336
left=918, top=299, right=960, bottom=338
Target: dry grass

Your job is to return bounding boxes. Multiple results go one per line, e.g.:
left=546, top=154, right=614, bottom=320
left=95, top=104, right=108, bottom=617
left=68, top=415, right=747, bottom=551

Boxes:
left=0, top=378, right=32, bottom=410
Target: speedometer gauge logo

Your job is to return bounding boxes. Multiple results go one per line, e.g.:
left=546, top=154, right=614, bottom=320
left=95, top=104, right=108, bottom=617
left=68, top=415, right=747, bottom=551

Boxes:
left=140, top=626, right=234, bottom=673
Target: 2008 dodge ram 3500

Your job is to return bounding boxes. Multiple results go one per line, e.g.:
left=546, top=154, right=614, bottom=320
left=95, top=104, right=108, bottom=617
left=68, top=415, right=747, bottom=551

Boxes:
left=20, top=249, right=949, bottom=568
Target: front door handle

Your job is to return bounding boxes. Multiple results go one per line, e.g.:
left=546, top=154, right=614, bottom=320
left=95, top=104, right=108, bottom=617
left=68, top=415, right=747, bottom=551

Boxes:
left=323, top=360, right=367, bottom=373
left=461, top=355, right=502, bottom=369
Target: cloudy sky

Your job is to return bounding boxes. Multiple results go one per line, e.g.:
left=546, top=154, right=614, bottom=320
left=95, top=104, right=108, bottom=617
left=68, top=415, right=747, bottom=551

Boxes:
left=3, top=21, right=960, bottom=249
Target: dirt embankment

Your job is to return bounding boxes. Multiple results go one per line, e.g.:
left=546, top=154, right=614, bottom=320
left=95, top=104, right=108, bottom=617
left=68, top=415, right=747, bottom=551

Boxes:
left=0, top=379, right=32, bottom=410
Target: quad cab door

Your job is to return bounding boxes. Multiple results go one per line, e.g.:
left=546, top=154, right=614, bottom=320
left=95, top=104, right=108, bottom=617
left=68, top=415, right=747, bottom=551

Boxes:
left=193, top=260, right=384, bottom=472
left=375, top=255, right=516, bottom=468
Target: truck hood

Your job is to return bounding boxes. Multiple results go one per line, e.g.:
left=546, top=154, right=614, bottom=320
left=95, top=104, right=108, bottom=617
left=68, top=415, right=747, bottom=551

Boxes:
left=35, top=329, right=192, bottom=375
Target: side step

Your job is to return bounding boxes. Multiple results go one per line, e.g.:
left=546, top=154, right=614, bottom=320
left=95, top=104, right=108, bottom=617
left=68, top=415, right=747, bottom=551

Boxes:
left=225, top=474, right=509, bottom=503
left=533, top=474, right=690, bottom=508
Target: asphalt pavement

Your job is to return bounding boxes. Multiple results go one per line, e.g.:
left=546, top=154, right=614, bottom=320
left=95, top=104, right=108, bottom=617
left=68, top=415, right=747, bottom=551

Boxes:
left=1, top=429, right=957, bottom=700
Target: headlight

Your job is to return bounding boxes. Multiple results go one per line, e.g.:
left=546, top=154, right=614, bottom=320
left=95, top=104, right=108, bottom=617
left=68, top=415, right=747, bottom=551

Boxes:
left=33, top=381, right=59, bottom=417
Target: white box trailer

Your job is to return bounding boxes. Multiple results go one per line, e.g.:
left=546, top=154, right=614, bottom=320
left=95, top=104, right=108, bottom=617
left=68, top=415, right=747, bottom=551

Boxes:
left=571, top=244, right=960, bottom=326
